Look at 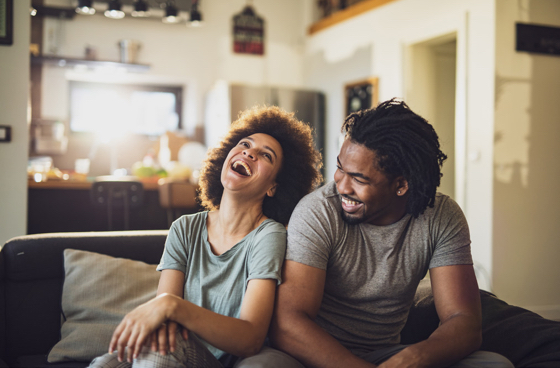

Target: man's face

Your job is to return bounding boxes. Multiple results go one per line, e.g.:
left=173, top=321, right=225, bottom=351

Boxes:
left=334, top=139, right=407, bottom=226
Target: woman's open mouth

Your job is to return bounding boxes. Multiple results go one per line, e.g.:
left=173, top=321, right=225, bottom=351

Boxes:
left=231, top=160, right=252, bottom=176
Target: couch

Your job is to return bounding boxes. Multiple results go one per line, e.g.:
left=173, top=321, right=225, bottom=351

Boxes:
left=1, top=231, right=559, bottom=367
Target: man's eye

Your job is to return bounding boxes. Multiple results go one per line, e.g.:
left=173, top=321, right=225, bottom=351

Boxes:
left=354, top=178, right=366, bottom=185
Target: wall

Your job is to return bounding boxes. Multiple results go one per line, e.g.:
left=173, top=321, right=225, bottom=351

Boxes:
left=493, top=0, right=560, bottom=319
left=40, top=0, right=308, bottom=175
left=0, top=0, right=30, bottom=245
left=303, top=0, right=496, bottom=291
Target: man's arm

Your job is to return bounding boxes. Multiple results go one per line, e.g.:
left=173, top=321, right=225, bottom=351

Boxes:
left=379, top=264, right=482, bottom=368
left=270, top=260, right=377, bottom=368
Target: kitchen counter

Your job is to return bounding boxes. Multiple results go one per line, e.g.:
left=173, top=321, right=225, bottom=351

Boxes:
left=27, top=178, right=160, bottom=191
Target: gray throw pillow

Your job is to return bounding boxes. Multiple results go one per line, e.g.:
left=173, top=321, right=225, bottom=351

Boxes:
left=47, top=249, right=160, bottom=363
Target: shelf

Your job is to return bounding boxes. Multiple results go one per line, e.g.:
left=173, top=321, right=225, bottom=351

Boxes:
left=31, top=55, right=150, bottom=73
left=308, top=0, right=396, bottom=35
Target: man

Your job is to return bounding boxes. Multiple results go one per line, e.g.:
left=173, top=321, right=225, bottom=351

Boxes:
left=239, top=99, right=513, bottom=368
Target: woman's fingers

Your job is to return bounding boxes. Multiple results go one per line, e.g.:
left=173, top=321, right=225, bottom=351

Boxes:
left=157, top=324, right=169, bottom=355
left=182, top=327, right=189, bottom=340
left=168, top=322, right=177, bottom=352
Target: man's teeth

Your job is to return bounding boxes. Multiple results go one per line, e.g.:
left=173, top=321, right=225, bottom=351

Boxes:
left=341, top=197, right=361, bottom=206
left=232, top=161, right=252, bottom=176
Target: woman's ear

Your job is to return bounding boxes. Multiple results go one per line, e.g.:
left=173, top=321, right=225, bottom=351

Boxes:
left=395, top=177, right=409, bottom=196
left=267, top=183, right=278, bottom=197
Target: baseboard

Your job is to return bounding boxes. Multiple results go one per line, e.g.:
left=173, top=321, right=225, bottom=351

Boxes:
left=521, top=304, right=560, bottom=321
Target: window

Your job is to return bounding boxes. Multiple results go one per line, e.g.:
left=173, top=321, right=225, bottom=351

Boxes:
left=69, top=81, right=183, bottom=136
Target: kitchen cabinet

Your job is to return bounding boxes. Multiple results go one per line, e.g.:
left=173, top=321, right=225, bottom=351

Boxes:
left=27, top=180, right=198, bottom=234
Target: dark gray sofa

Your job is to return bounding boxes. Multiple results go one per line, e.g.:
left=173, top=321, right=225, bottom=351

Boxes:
left=1, top=231, right=559, bottom=367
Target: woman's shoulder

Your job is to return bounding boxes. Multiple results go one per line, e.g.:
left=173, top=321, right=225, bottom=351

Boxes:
left=255, top=218, right=287, bottom=237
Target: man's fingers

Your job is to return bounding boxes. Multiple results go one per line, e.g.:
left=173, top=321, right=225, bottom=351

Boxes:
left=182, top=328, right=189, bottom=340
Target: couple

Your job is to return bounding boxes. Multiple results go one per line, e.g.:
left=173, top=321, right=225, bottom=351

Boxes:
left=90, top=101, right=513, bottom=368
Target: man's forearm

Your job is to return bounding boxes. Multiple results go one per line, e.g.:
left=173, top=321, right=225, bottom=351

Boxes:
left=380, top=314, right=481, bottom=368
left=270, top=313, right=376, bottom=368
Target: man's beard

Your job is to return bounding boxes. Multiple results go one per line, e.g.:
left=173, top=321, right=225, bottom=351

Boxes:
left=341, top=209, right=366, bottom=225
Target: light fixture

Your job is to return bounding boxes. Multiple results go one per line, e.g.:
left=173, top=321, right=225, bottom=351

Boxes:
left=162, top=2, right=180, bottom=24
left=76, top=0, right=96, bottom=15
left=30, top=6, right=38, bottom=16
left=131, top=0, right=150, bottom=18
left=105, top=0, right=125, bottom=19
left=188, top=0, right=203, bottom=27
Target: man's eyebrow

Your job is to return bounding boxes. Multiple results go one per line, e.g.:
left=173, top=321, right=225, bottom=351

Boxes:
left=337, top=156, right=371, bottom=181
left=245, top=136, right=278, bottom=159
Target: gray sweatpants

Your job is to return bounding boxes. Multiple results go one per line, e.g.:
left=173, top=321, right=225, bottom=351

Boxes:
left=235, top=345, right=515, bottom=368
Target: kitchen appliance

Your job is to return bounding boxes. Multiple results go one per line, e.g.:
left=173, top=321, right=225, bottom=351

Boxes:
left=204, top=81, right=326, bottom=174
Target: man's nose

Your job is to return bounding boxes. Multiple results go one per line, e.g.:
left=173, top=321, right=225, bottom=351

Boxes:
left=336, top=172, right=352, bottom=194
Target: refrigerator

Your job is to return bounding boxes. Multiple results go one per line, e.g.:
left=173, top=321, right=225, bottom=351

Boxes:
left=204, top=81, right=326, bottom=174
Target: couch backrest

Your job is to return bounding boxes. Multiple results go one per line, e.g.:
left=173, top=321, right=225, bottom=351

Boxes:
left=0, top=230, right=168, bottom=364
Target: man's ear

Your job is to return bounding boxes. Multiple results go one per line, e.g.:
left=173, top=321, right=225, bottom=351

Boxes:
left=395, top=177, right=409, bottom=196
left=267, top=183, right=278, bottom=197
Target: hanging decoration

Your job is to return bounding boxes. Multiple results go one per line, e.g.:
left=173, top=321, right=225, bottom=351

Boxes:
left=232, top=4, right=264, bottom=55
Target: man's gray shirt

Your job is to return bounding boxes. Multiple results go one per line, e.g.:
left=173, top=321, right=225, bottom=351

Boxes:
left=286, top=181, right=473, bottom=355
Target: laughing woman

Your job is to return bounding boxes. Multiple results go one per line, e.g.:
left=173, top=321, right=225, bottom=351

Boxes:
left=88, top=106, right=322, bottom=368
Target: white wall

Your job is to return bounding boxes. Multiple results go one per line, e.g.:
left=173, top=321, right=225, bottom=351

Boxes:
left=303, top=0, right=496, bottom=291
left=493, top=0, right=560, bottom=320
left=0, top=0, right=30, bottom=245
left=41, top=0, right=308, bottom=134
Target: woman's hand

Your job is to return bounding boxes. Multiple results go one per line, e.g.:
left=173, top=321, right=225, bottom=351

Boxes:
left=108, top=293, right=180, bottom=362
left=149, top=321, right=190, bottom=356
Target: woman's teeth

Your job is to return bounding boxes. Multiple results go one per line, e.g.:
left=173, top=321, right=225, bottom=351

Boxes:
left=232, top=161, right=252, bottom=176
left=341, top=197, right=361, bottom=206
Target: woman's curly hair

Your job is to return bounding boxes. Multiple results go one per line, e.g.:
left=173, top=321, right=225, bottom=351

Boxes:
left=198, top=105, right=323, bottom=225
left=342, top=98, right=447, bottom=217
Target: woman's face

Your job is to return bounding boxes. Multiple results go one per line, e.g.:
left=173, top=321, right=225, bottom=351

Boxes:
left=221, top=133, right=283, bottom=199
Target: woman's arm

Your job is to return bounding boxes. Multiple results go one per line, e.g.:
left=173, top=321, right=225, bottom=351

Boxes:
left=167, top=277, right=277, bottom=357
left=109, top=276, right=277, bottom=361
left=109, top=269, right=186, bottom=362
left=151, top=269, right=188, bottom=356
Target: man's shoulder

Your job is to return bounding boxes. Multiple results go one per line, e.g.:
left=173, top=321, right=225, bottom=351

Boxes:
left=301, top=181, right=339, bottom=203
left=289, top=181, right=342, bottom=226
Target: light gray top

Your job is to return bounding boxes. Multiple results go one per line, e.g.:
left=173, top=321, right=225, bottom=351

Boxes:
left=157, top=211, right=287, bottom=359
left=286, top=181, right=472, bottom=355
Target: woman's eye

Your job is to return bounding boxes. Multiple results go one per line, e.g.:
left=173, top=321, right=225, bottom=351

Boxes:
left=240, top=141, right=249, bottom=147
left=264, top=153, right=272, bottom=160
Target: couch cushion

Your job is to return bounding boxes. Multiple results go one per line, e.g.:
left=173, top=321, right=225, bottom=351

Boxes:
left=47, top=249, right=160, bottom=363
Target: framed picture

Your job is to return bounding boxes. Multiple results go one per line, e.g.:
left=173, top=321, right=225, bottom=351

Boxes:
left=344, top=77, right=379, bottom=117
left=0, top=0, right=13, bottom=46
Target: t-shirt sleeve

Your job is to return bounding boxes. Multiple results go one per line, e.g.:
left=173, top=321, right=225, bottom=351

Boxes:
left=286, top=192, right=338, bottom=270
left=428, top=196, right=473, bottom=269
left=247, top=222, right=287, bottom=285
left=157, top=217, right=189, bottom=273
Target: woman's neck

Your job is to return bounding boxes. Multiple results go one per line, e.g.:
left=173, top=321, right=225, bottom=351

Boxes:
left=206, top=193, right=267, bottom=255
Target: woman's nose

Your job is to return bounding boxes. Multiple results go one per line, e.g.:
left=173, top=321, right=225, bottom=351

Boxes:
left=243, top=149, right=256, bottom=160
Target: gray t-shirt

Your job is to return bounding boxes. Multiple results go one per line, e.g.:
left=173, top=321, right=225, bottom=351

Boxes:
left=286, top=181, right=472, bottom=355
left=157, top=211, right=287, bottom=359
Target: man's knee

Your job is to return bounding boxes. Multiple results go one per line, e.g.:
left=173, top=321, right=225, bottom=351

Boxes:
left=234, top=347, right=304, bottom=368
left=453, top=350, right=514, bottom=368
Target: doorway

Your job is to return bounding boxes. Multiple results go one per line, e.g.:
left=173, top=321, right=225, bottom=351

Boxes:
left=405, top=34, right=457, bottom=199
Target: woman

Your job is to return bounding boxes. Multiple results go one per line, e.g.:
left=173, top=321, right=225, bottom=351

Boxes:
left=89, top=106, right=322, bottom=368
